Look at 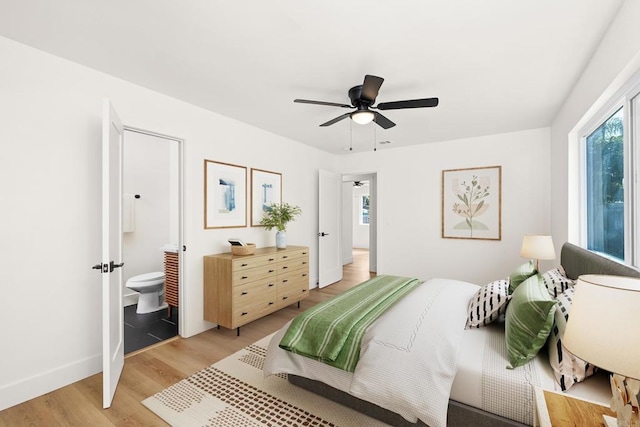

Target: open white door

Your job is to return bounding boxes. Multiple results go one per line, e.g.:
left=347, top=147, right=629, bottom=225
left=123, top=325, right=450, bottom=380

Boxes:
left=318, top=169, right=342, bottom=287
left=101, top=99, right=125, bottom=408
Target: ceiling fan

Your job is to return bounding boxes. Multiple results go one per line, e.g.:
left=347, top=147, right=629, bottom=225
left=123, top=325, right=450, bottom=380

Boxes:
left=294, top=74, right=438, bottom=129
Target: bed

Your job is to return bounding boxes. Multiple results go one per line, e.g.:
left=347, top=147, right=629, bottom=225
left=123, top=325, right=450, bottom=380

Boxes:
left=263, top=242, right=640, bottom=426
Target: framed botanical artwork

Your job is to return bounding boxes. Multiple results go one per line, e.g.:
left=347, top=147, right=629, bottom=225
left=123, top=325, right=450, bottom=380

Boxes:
left=204, top=159, right=247, bottom=229
left=251, top=168, right=282, bottom=226
left=442, top=165, right=502, bottom=240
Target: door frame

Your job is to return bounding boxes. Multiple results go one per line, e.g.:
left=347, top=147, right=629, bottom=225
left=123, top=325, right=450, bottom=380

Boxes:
left=123, top=126, right=186, bottom=337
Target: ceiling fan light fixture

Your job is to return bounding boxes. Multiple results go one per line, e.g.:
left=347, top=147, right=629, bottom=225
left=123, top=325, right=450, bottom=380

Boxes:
left=351, top=110, right=375, bottom=125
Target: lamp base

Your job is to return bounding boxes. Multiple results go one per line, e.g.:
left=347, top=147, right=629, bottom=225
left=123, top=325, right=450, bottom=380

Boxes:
left=603, top=414, right=618, bottom=427
left=609, top=374, right=640, bottom=427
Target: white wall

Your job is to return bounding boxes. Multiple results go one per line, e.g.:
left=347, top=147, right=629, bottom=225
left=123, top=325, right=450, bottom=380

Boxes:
left=336, top=128, right=552, bottom=285
left=0, top=36, right=334, bottom=411
left=550, top=0, right=640, bottom=250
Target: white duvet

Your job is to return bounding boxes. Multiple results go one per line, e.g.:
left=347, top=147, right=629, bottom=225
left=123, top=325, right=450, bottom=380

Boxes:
left=264, top=278, right=479, bottom=427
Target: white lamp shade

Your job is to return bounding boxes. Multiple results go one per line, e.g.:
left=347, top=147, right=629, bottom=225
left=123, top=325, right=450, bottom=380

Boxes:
left=520, top=235, right=556, bottom=260
left=351, top=110, right=374, bottom=125
left=563, top=274, right=640, bottom=380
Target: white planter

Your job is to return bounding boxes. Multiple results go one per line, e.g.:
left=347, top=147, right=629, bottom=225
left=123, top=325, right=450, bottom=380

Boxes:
left=276, top=231, right=287, bottom=249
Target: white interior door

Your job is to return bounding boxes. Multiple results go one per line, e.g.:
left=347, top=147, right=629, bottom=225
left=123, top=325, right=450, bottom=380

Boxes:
left=101, top=99, right=124, bottom=408
left=318, top=169, right=342, bottom=287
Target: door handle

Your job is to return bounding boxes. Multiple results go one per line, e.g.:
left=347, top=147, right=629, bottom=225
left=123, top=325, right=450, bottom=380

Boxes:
left=318, top=232, right=330, bottom=237
left=109, top=261, right=124, bottom=272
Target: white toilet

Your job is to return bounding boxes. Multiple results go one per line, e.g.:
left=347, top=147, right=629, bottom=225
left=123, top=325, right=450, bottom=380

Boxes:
left=126, top=272, right=168, bottom=314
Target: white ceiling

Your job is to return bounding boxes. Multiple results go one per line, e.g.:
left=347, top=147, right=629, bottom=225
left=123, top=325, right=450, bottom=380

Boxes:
left=0, top=1, right=623, bottom=154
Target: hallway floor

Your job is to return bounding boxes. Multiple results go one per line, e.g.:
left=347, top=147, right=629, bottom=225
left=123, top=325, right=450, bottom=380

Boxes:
left=124, top=305, right=178, bottom=354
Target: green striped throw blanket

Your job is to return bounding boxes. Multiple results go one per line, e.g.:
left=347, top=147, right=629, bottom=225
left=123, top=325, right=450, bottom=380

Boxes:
left=279, top=275, right=423, bottom=372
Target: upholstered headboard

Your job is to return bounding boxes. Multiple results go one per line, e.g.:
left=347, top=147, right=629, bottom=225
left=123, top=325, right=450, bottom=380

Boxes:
left=560, top=242, right=640, bottom=280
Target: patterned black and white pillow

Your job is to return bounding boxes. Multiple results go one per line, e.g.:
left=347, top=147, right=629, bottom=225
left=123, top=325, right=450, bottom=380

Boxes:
left=466, top=279, right=511, bottom=329
left=547, top=287, right=597, bottom=390
left=541, top=266, right=575, bottom=298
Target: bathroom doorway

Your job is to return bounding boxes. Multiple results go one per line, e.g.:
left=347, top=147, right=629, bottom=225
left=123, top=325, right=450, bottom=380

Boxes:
left=122, top=128, right=183, bottom=354
left=341, top=173, right=377, bottom=274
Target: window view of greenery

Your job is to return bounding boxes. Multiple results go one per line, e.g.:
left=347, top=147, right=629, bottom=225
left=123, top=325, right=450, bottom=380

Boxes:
left=585, top=108, right=624, bottom=260
left=361, top=195, right=370, bottom=225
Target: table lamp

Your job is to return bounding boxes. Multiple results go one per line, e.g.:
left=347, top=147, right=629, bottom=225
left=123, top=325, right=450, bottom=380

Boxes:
left=520, top=235, right=556, bottom=270
left=563, top=274, right=640, bottom=427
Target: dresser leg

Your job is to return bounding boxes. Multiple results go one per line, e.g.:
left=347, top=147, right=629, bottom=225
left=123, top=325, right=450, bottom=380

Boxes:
left=237, top=327, right=240, bottom=337
left=297, top=301, right=300, bottom=309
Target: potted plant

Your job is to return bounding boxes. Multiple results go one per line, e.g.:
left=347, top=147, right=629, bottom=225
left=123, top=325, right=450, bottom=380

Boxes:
left=259, top=202, right=302, bottom=248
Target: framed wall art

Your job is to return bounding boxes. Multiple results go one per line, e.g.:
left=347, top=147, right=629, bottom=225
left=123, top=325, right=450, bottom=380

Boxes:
left=204, top=159, right=247, bottom=229
left=251, top=168, right=282, bottom=226
left=442, top=165, right=501, bottom=240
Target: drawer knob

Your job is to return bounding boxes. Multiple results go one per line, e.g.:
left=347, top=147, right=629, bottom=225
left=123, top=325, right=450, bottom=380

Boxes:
left=282, top=266, right=288, bottom=269
left=269, top=269, right=275, bottom=273
left=241, top=276, right=248, bottom=279
left=282, top=255, right=288, bottom=259
left=241, top=312, right=248, bottom=316
left=241, top=263, right=248, bottom=267
left=302, top=261, right=307, bottom=265
left=302, top=273, right=307, bottom=277
left=241, top=291, right=248, bottom=295
left=268, top=283, right=275, bottom=287
left=269, top=302, right=274, bottom=305
left=282, top=296, right=288, bottom=300
left=283, top=279, right=288, bottom=283
left=302, top=289, right=307, bottom=292
left=303, top=252, right=307, bottom=255
left=269, top=258, right=275, bottom=261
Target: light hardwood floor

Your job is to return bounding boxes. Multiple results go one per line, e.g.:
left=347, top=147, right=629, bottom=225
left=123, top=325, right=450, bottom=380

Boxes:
left=0, top=249, right=373, bottom=427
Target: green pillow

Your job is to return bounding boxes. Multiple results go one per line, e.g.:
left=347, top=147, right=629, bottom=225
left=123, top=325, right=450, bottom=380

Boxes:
left=505, top=274, right=556, bottom=369
left=508, top=260, right=537, bottom=294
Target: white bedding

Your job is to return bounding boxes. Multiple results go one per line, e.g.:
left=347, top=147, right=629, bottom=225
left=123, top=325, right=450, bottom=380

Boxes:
left=264, top=277, right=612, bottom=426
left=265, top=277, right=479, bottom=427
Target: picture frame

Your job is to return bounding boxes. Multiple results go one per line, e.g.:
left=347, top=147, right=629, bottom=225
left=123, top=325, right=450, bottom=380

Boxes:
left=204, top=159, right=247, bottom=229
left=251, top=168, right=282, bottom=227
left=442, top=165, right=501, bottom=240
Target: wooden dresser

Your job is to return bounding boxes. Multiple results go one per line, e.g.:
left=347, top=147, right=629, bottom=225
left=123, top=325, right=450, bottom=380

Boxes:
left=203, top=245, right=309, bottom=334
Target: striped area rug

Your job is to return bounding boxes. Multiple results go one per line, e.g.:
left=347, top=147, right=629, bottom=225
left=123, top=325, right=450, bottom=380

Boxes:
left=142, top=334, right=386, bottom=426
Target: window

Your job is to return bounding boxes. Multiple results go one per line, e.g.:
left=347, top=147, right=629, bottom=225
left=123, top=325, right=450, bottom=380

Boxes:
left=584, top=108, right=624, bottom=260
left=361, top=195, right=370, bottom=225
left=580, top=76, right=640, bottom=265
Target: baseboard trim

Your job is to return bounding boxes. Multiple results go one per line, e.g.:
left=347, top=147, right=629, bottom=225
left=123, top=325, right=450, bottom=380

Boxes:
left=0, top=353, right=102, bottom=411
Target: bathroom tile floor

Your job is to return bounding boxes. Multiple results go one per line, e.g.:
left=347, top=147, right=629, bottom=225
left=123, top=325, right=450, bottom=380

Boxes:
left=124, top=305, right=178, bottom=354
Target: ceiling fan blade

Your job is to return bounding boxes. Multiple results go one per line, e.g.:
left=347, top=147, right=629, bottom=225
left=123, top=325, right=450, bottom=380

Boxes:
left=361, top=75, right=384, bottom=103
left=294, top=99, right=352, bottom=108
left=373, top=112, right=396, bottom=129
left=376, top=97, right=439, bottom=110
left=320, top=113, right=351, bottom=127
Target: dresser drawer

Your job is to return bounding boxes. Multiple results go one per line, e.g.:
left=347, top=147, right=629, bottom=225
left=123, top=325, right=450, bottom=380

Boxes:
left=233, top=280, right=277, bottom=305
left=278, top=257, right=309, bottom=273
left=233, top=298, right=278, bottom=326
left=231, top=254, right=278, bottom=272
left=277, top=248, right=309, bottom=262
left=278, top=286, right=308, bottom=308
left=232, top=263, right=277, bottom=285
left=279, top=267, right=309, bottom=285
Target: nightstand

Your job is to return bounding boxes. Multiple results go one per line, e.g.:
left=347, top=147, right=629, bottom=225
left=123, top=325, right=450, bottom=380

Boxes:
left=533, top=386, right=616, bottom=427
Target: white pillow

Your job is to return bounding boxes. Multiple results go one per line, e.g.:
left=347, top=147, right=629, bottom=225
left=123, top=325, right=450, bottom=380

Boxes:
left=466, top=279, right=511, bottom=329
left=541, top=266, right=575, bottom=297
left=547, top=287, right=597, bottom=390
